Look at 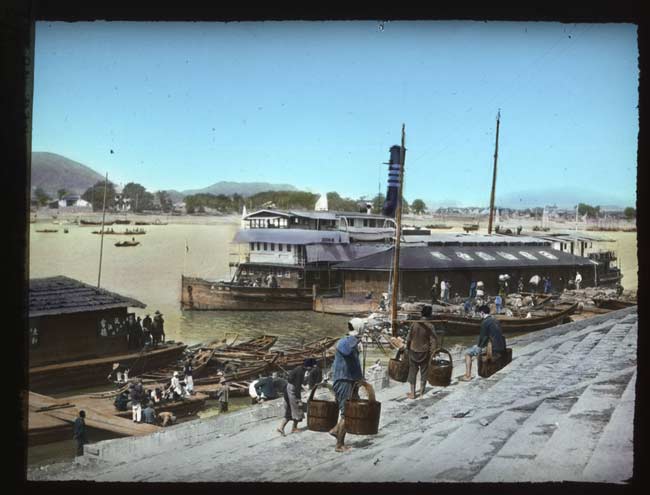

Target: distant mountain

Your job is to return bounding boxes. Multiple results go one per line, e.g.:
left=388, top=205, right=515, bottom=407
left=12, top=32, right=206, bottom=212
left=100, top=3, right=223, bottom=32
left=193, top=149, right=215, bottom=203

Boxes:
left=31, top=152, right=104, bottom=196
left=181, top=181, right=298, bottom=198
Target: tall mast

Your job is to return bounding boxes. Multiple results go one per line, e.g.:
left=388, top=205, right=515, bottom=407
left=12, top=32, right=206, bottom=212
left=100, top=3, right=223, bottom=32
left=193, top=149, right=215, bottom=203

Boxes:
left=97, top=173, right=108, bottom=288
left=391, top=124, right=406, bottom=337
left=487, top=110, right=501, bottom=235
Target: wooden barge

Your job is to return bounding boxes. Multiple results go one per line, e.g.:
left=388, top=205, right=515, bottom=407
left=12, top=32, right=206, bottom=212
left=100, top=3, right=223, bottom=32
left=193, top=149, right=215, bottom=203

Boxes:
left=181, top=275, right=315, bottom=310
left=29, top=276, right=186, bottom=394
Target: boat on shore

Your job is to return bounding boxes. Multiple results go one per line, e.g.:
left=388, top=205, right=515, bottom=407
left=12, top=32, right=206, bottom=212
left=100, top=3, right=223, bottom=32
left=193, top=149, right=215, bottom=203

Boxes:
left=35, top=229, right=58, bottom=233
left=425, top=224, right=453, bottom=229
left=430, top=301, right=578, bottom=336
left=592, top=298, right=637, bottom=310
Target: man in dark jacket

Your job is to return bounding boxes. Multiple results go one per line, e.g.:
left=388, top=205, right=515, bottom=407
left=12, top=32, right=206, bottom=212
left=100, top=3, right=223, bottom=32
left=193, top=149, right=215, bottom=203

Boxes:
left=73, top=410, right=88, bottom=456
left=276, top=359, right=315, bottom=436
left=406, top=305, right=438, bottom=399
left=142, top=314, right=152, bottom=345
left=460, top=305, right=506, bottom=381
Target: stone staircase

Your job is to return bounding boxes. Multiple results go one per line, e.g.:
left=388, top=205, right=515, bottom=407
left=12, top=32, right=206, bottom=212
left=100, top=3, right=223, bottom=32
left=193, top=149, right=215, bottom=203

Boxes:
left=306, top=309, right=637, bottom=483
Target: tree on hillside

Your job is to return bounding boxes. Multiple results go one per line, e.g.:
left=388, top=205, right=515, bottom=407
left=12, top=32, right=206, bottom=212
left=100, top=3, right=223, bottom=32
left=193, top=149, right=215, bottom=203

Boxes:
left=411, top=199, right=427, bottom=215
left=122, top=182, right=154, bottom=212
left=578, top=203, right=601, bottom=218
left=327, top=192, right=358, bottom=212
left=155, top=190, right=173, bottom=213
left=624, top=207, right=636, bottom=220
left=34, top=187, right=51, bottom=206
left=57, top=188, right=68, bottom=200
left=82, top=181, right=116, bottom=211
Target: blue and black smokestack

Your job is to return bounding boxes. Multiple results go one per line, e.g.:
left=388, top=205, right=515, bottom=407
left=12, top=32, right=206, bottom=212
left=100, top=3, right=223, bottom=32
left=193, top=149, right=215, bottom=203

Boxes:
left=381, top=145, right=404, bottom=218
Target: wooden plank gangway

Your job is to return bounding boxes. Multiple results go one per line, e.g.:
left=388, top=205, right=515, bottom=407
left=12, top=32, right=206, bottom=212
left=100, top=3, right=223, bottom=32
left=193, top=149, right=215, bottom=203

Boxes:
left=28, top=391, right=160, bottom=444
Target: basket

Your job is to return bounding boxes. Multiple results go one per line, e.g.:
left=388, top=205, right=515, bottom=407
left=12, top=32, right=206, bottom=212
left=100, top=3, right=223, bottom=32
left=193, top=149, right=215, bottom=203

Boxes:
left=306, top=382, right=339, bottom=432
left=478, top=348, right=512, bottom=378
left=428, top=348, right=453, bottom=387
left=388, top=350, right=409, bottom=382
left=344, top=381, right=381, bottom=435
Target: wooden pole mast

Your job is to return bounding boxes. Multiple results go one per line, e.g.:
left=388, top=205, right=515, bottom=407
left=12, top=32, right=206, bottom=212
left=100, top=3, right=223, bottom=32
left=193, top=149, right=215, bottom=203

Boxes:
left=97, top=173, right=108, bottom=288
left=391, top=124, right=406, bottom=337
left=487, top=110, right=501, bottom=235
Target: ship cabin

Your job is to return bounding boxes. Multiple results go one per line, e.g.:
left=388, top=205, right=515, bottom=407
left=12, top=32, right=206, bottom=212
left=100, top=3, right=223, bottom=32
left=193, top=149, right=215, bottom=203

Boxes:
left=229, top=208, right=396, bottom=289
left=28, top=276, right=146, bottom=367
left=527, top=232, right=623, bottom=287
left=331, top=233, right=597, bottom=300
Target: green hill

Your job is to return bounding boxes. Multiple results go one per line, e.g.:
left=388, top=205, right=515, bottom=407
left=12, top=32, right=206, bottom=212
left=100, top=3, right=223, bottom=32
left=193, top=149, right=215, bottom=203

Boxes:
left=31, top=152, right=104, bottom=196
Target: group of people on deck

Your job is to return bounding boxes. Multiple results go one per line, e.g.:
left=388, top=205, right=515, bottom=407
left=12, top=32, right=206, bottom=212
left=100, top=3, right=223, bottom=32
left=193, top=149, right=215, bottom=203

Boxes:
left=99, top=310, right=165, bottom=349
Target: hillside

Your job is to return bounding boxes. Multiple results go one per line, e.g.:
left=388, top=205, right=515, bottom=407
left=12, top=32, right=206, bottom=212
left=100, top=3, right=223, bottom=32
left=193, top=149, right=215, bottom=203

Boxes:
left=31, top=152, right=104, bottom=196
left=181, top=181, right=298, bottom=198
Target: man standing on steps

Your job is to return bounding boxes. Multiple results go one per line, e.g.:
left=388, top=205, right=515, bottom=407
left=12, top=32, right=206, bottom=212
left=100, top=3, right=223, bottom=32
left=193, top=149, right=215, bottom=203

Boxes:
left=73, top=410, right=88, bottom=456
left=406, top=305, right=437, bottom=399
left=460, top=305, right=506, bottom=381
left=328, top=323, right=364, bottom=452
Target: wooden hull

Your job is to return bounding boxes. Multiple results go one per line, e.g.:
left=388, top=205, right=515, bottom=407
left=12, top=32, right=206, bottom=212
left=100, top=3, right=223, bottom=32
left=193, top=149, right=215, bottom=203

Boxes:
left=181, top=275, right=314, bottom=310
left=29, top=342, right=187, bottom=394
left=433, top=303, right=578, bottom=336
left=593, top=299, right=636, bottom=310
left=313, top=296, right=376, bottom=316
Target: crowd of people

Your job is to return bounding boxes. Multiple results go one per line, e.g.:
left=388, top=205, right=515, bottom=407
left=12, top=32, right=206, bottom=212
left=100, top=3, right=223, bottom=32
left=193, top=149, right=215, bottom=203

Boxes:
left=99, top=310, right=166, bottom=349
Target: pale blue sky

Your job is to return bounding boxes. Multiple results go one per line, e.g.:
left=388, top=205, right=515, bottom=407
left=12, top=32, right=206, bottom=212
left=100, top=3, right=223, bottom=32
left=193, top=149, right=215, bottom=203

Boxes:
left=32, top=21, right=638, bottom=207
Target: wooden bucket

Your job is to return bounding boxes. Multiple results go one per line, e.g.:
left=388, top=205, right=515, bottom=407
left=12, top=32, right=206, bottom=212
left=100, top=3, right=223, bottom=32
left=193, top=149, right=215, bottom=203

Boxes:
left=478, top=348, right=513, bottom=378
left=388, top=350, right=409, bottom=383
left=307, top=382, right=339, bottom=432
left=344, top=381, right=381, bottom=435
left=428, top=348, right=453, bottom=387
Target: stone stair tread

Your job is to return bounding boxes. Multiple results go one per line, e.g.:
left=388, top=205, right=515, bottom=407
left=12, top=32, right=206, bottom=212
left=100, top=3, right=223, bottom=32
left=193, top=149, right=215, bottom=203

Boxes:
left=521, top=380, right=623, bottom=481
left=581, top=371, right=636, bottom=482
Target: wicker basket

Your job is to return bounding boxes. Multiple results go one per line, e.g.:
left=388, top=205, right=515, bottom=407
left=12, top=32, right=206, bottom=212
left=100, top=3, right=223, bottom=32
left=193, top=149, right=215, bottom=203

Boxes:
left=307, top=382, right=339, bottom=432
left=428, top=348, right=453, bottom=386
left=344, top=381, right=381, bottom=435
left=388, top=350, right=409, bottom=382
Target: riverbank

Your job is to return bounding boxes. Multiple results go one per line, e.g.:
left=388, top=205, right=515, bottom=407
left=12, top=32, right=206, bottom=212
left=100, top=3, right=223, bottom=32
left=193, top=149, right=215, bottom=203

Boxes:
left=27, top=306, right=637, bottom=483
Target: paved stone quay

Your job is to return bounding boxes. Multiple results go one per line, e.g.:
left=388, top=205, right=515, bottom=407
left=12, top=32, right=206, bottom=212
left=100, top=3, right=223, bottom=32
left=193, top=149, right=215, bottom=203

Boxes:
left=28, top=307, right=637, bottom=483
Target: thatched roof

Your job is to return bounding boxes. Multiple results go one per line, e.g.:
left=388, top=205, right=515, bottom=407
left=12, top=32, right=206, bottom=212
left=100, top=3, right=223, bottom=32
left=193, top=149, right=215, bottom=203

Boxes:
left=29, top=276, right=146, bottom=317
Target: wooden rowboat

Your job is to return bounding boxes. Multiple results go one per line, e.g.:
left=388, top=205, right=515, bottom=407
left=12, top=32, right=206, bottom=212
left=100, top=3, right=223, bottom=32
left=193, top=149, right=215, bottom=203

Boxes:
left=115, top=241, right=140, bottom=247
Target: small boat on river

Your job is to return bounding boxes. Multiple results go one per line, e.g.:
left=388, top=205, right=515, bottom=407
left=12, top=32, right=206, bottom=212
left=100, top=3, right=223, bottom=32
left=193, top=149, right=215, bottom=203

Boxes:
left=115, top=240, right=140, bottom=247
left=35, top=229, right=58, bottom=233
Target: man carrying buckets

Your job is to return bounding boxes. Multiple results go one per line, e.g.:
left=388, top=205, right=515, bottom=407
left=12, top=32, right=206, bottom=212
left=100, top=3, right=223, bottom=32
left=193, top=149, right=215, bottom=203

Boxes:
left=329, top=322, right=364, bottom=452
left=406, top=305, right=438, bottom=399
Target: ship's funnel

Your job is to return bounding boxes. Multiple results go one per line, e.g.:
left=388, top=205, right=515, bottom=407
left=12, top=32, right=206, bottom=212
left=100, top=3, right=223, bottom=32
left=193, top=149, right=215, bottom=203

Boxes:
left=382, top=145, right=404, bottom=218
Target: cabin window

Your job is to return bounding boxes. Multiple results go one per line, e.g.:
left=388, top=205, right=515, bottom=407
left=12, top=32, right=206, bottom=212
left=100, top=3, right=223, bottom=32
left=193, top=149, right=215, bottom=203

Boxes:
left=29, top=327, right=40, bottom=347
left=431, top=251, right=451, bottom=261
left=285, top=270, right=291, bottom=277
left=475, top=251, right=496, bottom=261
left=279, top=244, right=283, bottom=251
left=349, top=219, right=355, bottom=226
left=256, top=242, right=261, bottom=251
left=496, top=251, right=518, bottom=261
left=287, top=244, right=292, bottom=252
left=271, top=243, right=275, bottom=251
left=264, top=242, right=268, bottom=251
left=518, top=251, right=538, bottom=260
left=363, top=219, right=368, bottom=227
left=294, top=218, right=299, bottom=224
left=456, top=252, right=474, bottom=261
left=538, top=250, right=558, bottom=260
left=250, top=242, right=255, bottom=251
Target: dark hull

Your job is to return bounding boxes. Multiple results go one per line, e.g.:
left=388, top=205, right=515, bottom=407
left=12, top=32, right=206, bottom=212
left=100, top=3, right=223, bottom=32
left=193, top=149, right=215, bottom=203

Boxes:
left=181, top=275, right=314, bottom=310
left=29, top=343, right=187, bottom=394
left=432, top=303, right=578, bottom=336
left=593, top=299, right=636, bottom=310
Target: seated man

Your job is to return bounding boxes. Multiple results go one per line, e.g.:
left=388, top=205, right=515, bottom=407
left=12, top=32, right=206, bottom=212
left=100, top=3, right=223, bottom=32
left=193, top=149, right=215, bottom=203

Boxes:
left=142, top=403, right=157, bottom=425
left=113, top=391, right=130, bottom=411
left=254, top=375, right=279, bottom=401
left=460, top=304, right=506, bottom=381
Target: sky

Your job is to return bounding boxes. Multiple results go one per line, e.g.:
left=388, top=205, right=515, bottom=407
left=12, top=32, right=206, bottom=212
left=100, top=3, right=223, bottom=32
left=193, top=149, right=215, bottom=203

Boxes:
left=32, top=21, right=638, bottom=208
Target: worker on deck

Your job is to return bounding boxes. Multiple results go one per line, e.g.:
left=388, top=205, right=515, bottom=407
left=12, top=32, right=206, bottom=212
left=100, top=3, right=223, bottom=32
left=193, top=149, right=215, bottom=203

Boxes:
left=405, top=305, right=438, bottom=399
left=328, top=323, right=364, bottom=452
left=460, top=305, right=506, bottom=381
left=142, top=314, right=152, bottom=345
left=430, top=278, right=438, bottom=305
left=113, top=390, right=129, bottom=411
left=575, top=272, right=583, bottom=290
left=529, top=274, right=541, bottom=293
left=158, top=411, right=176, bottom=427
left=130, top=380, right=145, bottom=422
left=183, top=360, right=194, bottom=395
left=169, top=371, right=184, bottom=400
left=469, top=280, right=477, bottom=299
left=73, top=410, right=88, bottom=456
left=142, top=403, right=157, bottom=424
left=216, top=373, right=229, bottom=412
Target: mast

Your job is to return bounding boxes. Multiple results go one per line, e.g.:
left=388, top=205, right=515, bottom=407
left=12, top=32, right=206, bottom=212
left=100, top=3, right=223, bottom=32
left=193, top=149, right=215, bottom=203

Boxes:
left=390, top=124, right=406, bottom=337
left=487, top=110, right=501, bottom=235
left=97, top=173, right=108, bottom=288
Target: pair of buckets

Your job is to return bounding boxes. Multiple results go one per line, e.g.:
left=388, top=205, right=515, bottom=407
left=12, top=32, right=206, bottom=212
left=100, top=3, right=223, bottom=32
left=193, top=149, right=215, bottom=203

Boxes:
left=388, top=348, right=453, bottom=387
left=306, top=381, right=381, bottom=435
